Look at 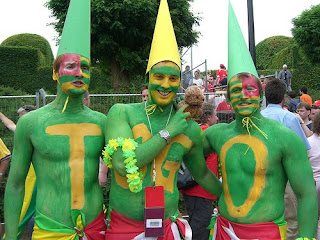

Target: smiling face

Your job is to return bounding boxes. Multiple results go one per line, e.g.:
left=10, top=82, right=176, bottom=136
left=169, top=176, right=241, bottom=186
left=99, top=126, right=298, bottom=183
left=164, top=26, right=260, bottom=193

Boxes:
left=228, top=73, right=262, bottom=116
left=148, top=61, right=180, bottom=107
left=54, top=53, right=90, bottom=95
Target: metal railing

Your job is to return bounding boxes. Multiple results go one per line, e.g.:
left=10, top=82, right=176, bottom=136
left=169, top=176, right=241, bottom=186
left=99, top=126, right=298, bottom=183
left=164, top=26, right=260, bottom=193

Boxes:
left=0, top=91, right=234, bottom=223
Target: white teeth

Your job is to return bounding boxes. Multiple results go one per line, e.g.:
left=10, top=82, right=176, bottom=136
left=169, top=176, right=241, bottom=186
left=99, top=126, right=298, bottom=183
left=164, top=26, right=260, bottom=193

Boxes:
left=158, top=90, right=170, bottom=96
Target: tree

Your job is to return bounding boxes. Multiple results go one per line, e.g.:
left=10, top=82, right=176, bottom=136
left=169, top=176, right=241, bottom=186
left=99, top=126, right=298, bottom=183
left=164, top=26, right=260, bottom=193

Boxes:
left=292, top=4, right=320, bottom=63
left=46, top=0, right=200, bottom=91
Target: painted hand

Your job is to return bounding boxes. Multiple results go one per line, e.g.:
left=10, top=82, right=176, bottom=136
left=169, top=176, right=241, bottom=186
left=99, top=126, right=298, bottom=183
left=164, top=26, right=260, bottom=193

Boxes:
left=165, top=104, right=190, bottom=138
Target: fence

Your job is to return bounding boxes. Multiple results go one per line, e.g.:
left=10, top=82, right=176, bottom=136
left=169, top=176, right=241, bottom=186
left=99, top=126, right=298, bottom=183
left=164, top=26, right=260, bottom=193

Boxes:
left=0, top=91, right=234, bottom=222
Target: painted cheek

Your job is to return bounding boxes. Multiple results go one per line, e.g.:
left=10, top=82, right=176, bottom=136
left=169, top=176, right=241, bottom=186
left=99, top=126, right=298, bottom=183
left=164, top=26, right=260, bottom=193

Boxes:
left=59, top=55, right=81, bottom=77
left=242, top=79, right=260, bottom=98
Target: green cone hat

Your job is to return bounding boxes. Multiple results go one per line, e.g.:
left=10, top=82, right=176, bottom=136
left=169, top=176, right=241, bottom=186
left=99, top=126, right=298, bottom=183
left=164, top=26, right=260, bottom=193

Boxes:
left=146, top=0, right=181, bottom=74
left=228, top=0, right=258, bottom=81
left=57, top=0, right=90, bottom=59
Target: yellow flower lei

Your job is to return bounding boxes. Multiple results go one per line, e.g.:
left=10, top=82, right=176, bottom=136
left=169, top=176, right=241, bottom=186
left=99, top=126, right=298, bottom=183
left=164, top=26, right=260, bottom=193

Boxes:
left=296, top=238, right=316, bottom=240
left=102, top=137, right=143, bottom=193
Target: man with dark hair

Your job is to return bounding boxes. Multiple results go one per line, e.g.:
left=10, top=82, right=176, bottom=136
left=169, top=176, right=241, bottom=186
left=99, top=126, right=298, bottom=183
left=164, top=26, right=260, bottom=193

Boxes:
left=141, top=85, right=149, bottom=102
left=300, top=86, right=313, bottom=106
left=297, top=102, right=312, bottom=130
left=311, top=104, right=320, bottom=122
left=262, top=78, right=311, bottom=239
left=288, top=90, right=301, bottom=113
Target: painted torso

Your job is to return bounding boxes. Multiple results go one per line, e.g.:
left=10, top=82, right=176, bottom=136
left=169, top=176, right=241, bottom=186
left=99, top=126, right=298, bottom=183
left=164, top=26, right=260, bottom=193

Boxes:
left=206, top=117, right=293, bottom=224
left=19, top=102, right=106, bottom=226
left=109, top=102, right=200, bottom=220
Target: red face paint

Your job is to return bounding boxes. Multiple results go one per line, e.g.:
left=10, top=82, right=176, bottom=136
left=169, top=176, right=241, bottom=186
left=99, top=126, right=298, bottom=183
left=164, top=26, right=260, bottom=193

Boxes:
left=59, top=54, right=81, bottom=77
left=242, top=75, right=260, bottom=98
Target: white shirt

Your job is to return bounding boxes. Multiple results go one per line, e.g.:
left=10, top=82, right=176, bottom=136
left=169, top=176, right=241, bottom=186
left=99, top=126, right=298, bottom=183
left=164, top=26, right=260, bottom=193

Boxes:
left=192, top=78, right=203, bottom=87
left=308, top=134, right=320, bottom=182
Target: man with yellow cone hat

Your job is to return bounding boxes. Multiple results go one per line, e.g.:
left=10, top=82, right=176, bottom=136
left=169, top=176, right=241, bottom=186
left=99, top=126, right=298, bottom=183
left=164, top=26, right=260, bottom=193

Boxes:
left=4, top=0, right=107, bottom=239
left=103, top=0, right=221, bottom=239
left=204, top=1, right=317, bottom=239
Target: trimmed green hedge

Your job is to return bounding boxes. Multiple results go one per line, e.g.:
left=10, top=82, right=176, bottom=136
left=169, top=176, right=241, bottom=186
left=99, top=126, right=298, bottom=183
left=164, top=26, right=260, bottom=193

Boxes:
left=256, top=36, right=320, bottom=100
left=1, top=33, right=54, bottom=67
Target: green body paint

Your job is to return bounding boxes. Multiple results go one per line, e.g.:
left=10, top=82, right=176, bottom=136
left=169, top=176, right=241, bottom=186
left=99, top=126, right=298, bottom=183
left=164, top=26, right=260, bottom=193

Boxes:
left=105, top=61, right=221, bottom=220
left=204, top=75, right=317, bottom=237
left=4, top=54, right=107, bottom=238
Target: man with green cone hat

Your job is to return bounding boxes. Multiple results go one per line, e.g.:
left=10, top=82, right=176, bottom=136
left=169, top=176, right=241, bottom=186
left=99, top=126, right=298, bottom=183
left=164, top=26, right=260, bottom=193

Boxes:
left=4, top=0, right=107, bottom=239
left=103, top=0, right=221, bottom=239
left=204, top=1, right=317, bottom=239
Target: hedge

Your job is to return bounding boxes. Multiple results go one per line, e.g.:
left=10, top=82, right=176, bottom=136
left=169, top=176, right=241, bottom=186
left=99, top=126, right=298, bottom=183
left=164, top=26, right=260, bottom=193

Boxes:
left=1, top=33, right=54, bottom=67
left=256, top=36, right=320, bottom=100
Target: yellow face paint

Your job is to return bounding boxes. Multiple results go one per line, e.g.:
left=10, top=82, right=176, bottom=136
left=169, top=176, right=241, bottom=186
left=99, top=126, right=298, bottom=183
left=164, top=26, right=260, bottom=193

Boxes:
left=220, top=135, right=268, bottom=218
left=149, top=61, right=180, bottom=107
left=228, top=74, right=261, bottom=116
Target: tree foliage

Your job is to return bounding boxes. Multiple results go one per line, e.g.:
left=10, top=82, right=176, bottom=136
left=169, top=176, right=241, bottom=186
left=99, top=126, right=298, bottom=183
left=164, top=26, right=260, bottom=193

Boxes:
left=292, top=4, right=320, bottom=63
left=45, top=0, right=200, bottom=90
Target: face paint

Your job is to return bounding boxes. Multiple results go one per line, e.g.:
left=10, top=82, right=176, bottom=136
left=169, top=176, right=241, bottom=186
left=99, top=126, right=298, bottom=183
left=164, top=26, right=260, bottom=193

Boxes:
left=229, top=74, right=261, bottom=116
left=58, top=54, right=91, bottom=94
left=148, top=61, right=180, bottom=107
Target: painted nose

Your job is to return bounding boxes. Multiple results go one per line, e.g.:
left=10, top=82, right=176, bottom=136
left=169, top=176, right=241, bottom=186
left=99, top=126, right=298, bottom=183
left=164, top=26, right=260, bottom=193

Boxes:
left=161, top=78, right=170, bottom=88
left=76, top=70, right=84, bottom=78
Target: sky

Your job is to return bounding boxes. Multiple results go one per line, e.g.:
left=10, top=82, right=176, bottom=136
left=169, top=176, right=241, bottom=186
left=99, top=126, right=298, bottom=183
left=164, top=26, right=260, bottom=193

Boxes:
left=0, top=0, right=319, bottom=73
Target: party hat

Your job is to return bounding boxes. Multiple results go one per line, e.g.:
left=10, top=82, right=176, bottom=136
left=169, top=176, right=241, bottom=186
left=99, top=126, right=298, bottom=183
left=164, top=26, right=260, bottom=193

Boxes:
left=57, top=0, right=90, bottom=59
left=228, top=0, right=258, bottom=81
left=146, top=0, right=180, bottom=74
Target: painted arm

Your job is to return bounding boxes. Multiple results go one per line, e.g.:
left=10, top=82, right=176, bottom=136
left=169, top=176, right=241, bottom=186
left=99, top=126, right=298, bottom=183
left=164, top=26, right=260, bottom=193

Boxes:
left=99, top=160, right=108, bottom=187
left=4, top=118, right=33, bottom=239
left=0, top=157, right=10, bottom=181
left=184, top=127, right=222, bottom=197
left=282, top=133, right=318, bottom=238
left=0, top=112, right=16, bottom=132
left=105, top=104, right=190, bottom=176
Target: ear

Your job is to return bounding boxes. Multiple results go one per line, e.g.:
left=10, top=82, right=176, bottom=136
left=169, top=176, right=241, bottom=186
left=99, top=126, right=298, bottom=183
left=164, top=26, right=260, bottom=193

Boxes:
left=52, top=70, right=59, bottom=81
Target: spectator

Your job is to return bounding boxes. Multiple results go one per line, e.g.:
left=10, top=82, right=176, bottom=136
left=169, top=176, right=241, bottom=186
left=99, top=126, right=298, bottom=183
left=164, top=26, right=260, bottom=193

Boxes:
left=141, top=85, right=149, bottom=102
left=261, top=78, right=311, bottom=239
left=300, top=86, right=313, bottom=106
left=83, top=90, right=90, bottom=107
left=297, top=102, right=312, bottom=130
left=0, top=139, right=11, bottom=182
left=192, top=69, right=203, bottom=87
left=0, top=105, right=35, bottom=239
left=216, top=97, right=232, bottom=111
left=215, top=64, right=228, bottom=85
left=278, top=64, right=292, bottom=91
left=260, top=76, right=270, bottom=110
left=207, top=75, right=215, bottom=93
left=181, top=102, right=219, bottom=240
left=310, top=101, right=320, bottom=121
left=288, top=90, right=301, bottom=113
left=181, top=65, right=192, bottom=89
left=307, top=112, right=320, bottom=238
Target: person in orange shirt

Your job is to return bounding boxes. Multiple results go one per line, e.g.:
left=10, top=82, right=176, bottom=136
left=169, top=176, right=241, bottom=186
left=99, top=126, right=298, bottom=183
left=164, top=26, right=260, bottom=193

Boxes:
left=300, top=86, right=313, bottom=106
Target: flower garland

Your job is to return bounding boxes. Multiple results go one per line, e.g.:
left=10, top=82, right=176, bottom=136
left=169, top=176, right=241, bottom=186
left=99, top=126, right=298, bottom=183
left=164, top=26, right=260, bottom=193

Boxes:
left=296, top=238, right=316, bottom=240
left=102, top=137, right=143, bottom=193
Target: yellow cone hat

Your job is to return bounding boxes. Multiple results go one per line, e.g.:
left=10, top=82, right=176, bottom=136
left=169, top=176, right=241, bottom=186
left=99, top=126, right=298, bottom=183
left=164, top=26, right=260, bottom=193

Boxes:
left=146, top=0, right=181, bottom=74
